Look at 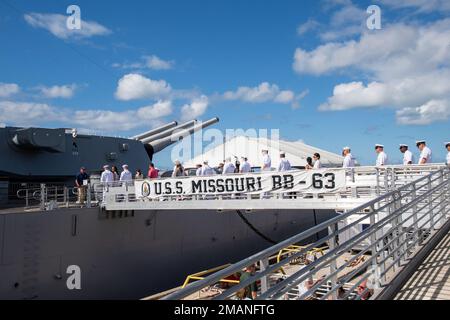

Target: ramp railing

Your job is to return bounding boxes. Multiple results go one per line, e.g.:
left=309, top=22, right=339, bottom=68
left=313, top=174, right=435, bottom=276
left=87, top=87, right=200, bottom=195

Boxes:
left=163, top=166, right=450, bottom=300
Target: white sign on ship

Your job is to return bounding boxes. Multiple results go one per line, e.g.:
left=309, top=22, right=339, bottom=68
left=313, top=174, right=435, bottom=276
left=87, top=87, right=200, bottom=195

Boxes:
left=135, top=169, right=346, bottom=199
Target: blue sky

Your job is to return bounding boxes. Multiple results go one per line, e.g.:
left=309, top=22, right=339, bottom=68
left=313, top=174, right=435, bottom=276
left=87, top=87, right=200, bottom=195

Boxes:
left=0, top=0, right=449, bottom=166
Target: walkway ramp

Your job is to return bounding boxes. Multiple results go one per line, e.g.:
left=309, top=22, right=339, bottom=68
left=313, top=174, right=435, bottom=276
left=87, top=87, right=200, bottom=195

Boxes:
left=395, top=231, right=450, bottom=300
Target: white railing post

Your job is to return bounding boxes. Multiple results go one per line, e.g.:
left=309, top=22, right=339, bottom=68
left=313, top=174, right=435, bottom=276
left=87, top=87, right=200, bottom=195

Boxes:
left=412, top=183, right=419, bottom=244
left=369, top=205, right=383, bottom=288
left=259, top=258, right=269, bottom=295
left=438, top=170, right=445, bottom=228
left=87, top=183, right=92, bottom=208
left=40, top=183, right=46, bottom=211
left=428, top=176, right=434, bottom=230
left=327, top=223, right=338, bottom=300
left=25, top=189, right=29, bottom=208
left=375, top=168, right=380, bottom=196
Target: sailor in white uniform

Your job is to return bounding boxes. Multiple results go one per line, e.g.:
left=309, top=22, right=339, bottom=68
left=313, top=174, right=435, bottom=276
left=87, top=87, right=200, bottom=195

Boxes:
left=416, top=140, right=432, bottom=165
left=399, top=144, right=414, bottom=165
left=222, top=157, right=236, bottom=174
left=261, top=149, right=272, bottom=171
left=201, top=161, right=215, bottom=176
left=342, top=147, right=355, bottom=168
left=119, top=164, right=133, bottom=182
left=239, top=157, right=252, bottom=173
left=100, top=165, right=114, bottom=184
left=100, top=165, right=114, bottom=203
left=375, top=144, right=388, bottom=166
left=195, top=164, right=203, bottom=176
left=446, top=142, right=450, bottom=165
left=277, top=151, right=291, bottom=172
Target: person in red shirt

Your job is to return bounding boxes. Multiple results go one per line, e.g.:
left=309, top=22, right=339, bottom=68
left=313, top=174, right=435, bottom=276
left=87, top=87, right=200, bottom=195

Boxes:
left=147, top=163, right=159, bottom=179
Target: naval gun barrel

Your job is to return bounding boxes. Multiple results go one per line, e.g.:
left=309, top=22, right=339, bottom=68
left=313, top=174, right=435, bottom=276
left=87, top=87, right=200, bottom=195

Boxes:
left=130, top=121, right=178, bottom=141
left=140, top=120, right=197, bottom=145
left=147, top=117, right=219, bottom=154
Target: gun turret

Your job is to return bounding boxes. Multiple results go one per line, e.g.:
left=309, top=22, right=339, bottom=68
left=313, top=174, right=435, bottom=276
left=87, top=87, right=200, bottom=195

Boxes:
left=145, top=117, right=219, bottom=158
left=10, top=128, right=66, bottom=153
left=130, top=121, right=178, bottom=141
left=140, top=120, right=197, bottom=145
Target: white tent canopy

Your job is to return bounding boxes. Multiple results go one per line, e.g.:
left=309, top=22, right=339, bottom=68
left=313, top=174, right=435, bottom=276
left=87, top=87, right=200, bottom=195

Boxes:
left=184, top=136, right=344, bottom=169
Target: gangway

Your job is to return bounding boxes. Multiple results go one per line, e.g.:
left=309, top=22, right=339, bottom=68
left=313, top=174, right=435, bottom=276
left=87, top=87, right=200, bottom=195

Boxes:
left=160, top=165, right=450, bottom=300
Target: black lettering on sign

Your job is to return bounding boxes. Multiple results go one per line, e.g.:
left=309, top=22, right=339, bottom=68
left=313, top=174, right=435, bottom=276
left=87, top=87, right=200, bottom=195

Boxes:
left=176, top=181, right=183, bottom=194
left=154, top=182, right=162, bottom=195
left=216, top=179, right=225, bottom=193
left=236, top=178, right=245, bottom=192
left=324, top=173, right=336, bottom=189
left=247, top=177, right=256, bottom=191
left=256, top=177, right=262, bottom=190
left=312, top=173, right=336, bottom=189
left=164, top=182, right=172, bottom=194
left=191, top=180, right=202, bottom=193
left=284, top=175, right=294, bottom=189
left=225, top=179, right=234, bottom=192
left=207, top=179, right=216, bottom=193
left=272, top=175, right=282, bottom=190
left=312, top=173, right=323, bottom=189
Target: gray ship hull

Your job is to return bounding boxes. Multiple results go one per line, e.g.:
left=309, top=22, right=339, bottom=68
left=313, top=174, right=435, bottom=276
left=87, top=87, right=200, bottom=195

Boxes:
left=0, top=207, right=336, bottom=299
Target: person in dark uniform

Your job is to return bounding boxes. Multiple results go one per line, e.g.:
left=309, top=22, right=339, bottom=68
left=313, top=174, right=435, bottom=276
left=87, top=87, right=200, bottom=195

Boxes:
left=75, top=167, right=89, bottom=204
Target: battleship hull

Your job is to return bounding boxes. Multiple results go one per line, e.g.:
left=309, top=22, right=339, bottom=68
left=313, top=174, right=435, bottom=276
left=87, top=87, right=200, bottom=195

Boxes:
left=0, top=207, right=336, bottom=299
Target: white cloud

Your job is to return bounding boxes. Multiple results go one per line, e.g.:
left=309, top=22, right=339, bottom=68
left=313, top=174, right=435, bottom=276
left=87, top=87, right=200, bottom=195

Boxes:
left=180, top=96, right=209, bottom=121
left=223, top=82, right=296, bottom=104
left=0, top=101, right=62, bottom=126
left=136, top=100, right=173, bottom=121
left=113, top=55, right=174, bottom=71
left=0, top=83, right=20, bottom=98
left=294, top=18, right=450, bottom=124
left=40, top=84, right=77, bottom=99
left=396, top=100, right=450, bottom=125
left=24, top=13, right=111, bottom=40
left=329, top=4, right=365, bottom=26
left=0, top=100, right=174, bottom=132
left=144, top=55, right=174, bottom=70
left=274, top=91, right=295, bottom=104
left=115, top=73, right=172, bottom=101
left=297, top=19, right=321, bottom=36
left=378, top=0, right=450, bottom=13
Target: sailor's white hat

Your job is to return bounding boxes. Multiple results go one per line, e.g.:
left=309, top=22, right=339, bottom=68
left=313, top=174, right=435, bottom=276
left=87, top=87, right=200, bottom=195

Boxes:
left=399, top=144, right=408, bottom=148
left=342, top=146, right=351, bottom=150
left=416, top=140, right=426, bottom=145
left=103, top=165, right=110, bottom=169
left=280, top=151, right=286, bottom=155
left=122, top=164, right=128, bottom=169
left=375, top=144, right=384, bottom=148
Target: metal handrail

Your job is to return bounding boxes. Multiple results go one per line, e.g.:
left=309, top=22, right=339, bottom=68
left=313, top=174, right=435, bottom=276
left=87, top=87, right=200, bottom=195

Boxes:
left=162, top=167, right=450, bottom=300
